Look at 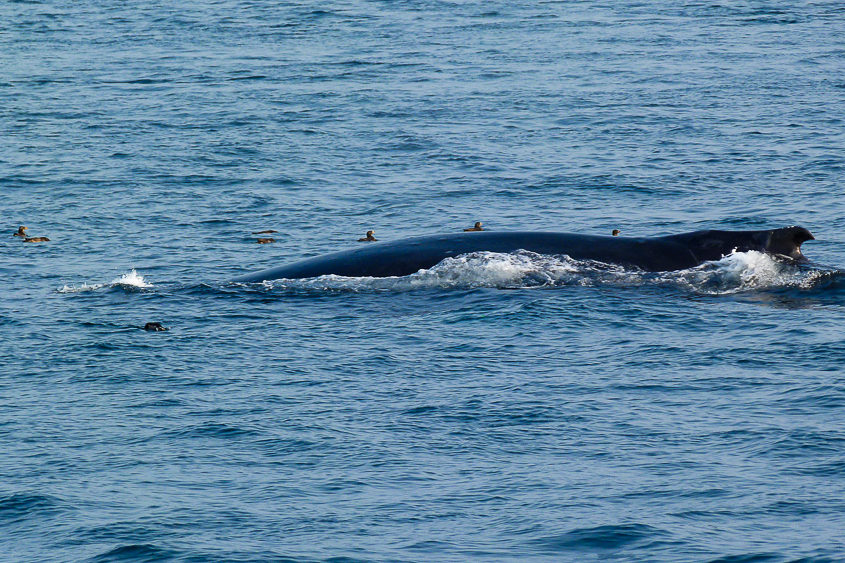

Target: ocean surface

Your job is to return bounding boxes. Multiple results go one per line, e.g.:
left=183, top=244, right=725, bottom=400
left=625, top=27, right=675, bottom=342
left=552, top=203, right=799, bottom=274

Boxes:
left=3, top=1, right=845, bottom=561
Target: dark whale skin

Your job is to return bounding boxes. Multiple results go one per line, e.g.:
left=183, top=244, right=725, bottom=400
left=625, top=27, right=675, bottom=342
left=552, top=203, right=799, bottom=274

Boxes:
left=232, top=226, right=814, bottom=282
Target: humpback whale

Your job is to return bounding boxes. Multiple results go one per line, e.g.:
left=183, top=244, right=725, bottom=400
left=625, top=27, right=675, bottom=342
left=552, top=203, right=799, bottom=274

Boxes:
left=232, top=226, right=815, bottom=282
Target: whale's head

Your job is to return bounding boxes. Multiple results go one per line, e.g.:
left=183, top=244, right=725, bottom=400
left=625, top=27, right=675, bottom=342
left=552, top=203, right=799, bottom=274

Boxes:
left=763, top=226, right=814, bottom=260
left=671, top=226, right=815, bottom=263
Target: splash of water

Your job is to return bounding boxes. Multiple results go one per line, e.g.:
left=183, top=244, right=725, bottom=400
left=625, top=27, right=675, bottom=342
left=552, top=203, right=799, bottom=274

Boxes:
left=663, top=250, right=826, bottom=295
left=57, top=269, right=152, bottom=293
left=248, top=250, right=836, bottom=295
left=111, top=269, right=152, bottom=288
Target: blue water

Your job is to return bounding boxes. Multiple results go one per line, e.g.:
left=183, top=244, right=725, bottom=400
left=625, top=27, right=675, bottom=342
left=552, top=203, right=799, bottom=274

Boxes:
left=3, top=1, right=845, bottom=561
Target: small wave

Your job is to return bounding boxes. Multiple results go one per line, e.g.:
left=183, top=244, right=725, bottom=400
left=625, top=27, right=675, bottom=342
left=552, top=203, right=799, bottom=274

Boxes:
left=155, top=422, right=261, bottom=441
left=0, top=492, right=62, bottom=523
left=88, top=543, right=178, bottom=562
left=528, top=523, right=666, bottom=552
left=57, top=269, right=153, bottom=293
left=706, top=553, right=783, bottom=563
left=242, top=250, right=840, bottom=296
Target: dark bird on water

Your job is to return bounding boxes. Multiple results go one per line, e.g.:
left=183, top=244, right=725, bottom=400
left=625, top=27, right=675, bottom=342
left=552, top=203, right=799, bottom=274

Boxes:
left=612, top=229, right=620, bottom=236
left=15, top=225, right=49, bottom=241
left=358, top=230, right=377, bottom=242
left=252, top=230, right=278, bottom=234
left=144, top=322, right=168, bottom=332
left=256, top=238, right=276, bottom=244
left=464, top=222, right=484, bottom=232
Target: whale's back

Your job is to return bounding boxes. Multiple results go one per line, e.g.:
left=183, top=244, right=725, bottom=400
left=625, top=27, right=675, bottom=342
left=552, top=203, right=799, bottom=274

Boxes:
left=232, top=227, right=814, bottom=282
left=232, top=231, right=699, bottom=282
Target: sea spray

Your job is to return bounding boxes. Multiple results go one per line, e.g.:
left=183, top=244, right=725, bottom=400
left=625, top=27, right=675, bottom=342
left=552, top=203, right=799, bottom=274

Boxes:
left=57, top=269, right=152, bottom=294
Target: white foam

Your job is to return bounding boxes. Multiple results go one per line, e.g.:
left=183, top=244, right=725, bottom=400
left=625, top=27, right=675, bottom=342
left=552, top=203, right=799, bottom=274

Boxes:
left=110, top=269, right=152, bottom=288
left=256, top=250, right=826, bottom=295
left=259, top=251, right=633, bottom=293
left=57, top=269, right=152, bottom=293
left=663, top=250, right=813, bottom=294
left=57, top=282, right=104, bottom=294
left=406, top=251, right=579, bottom=289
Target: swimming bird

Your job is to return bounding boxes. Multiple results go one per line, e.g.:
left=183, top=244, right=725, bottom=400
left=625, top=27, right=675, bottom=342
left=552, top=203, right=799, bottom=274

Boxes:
left=252, top=230, right=278, bottom=234
left=612, top=229, right=620, bottom=236
left=256, top=238, right=276, bottom=244
left=23, top=237, right=50, bottom=243
left=464, top=222, right=484, bottom=232
left=13, top=226, right=27, bottom=237
left=358, top=230, right=377, bottom=242
left=144, top=322, right=168, bottom=331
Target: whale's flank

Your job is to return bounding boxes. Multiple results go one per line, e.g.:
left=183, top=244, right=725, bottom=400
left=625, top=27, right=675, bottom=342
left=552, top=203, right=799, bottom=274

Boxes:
left=232, top=226, right=815, bottom=283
